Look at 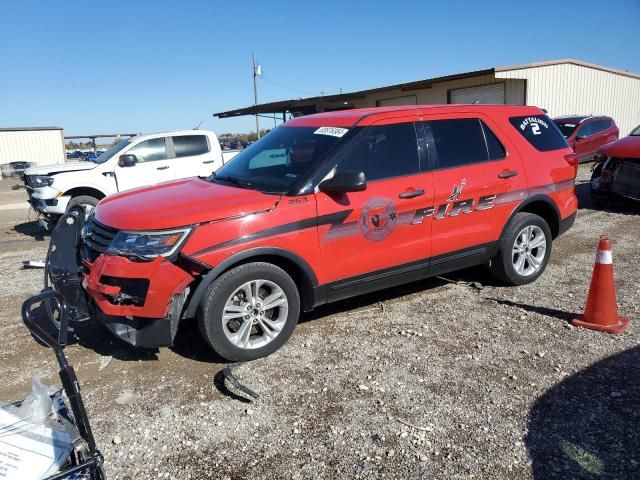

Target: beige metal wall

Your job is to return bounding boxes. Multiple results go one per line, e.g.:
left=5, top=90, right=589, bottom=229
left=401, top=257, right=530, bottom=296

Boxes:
left=497, top=63, right=640, bottom=135
left=316, top=74, right=526, bottom=111
left=0, top=129, right=65, bottom=168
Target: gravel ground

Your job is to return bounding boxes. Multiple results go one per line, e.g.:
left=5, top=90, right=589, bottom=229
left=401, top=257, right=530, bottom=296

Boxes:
left=0, top=165, right=638, bottom=479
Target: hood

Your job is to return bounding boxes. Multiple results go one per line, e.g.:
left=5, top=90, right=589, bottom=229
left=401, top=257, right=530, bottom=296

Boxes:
left=95, top=177, right=281, bottom=230
left=25, top=161, right=97, bottom=176
left=597, top=136, right=640, bottom=158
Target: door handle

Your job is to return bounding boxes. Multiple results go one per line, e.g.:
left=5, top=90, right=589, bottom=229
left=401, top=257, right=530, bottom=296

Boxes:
left=202, top=160, right=214, bottom=164
left=498, top=170, right=518, bottom=179
left=399, top=189, right=425, bottom=199
left=156, top=166, right=170, bottom=170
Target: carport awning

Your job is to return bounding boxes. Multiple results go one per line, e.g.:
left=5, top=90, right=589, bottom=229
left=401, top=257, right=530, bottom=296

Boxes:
left=213, top=68, right=495, bottom=118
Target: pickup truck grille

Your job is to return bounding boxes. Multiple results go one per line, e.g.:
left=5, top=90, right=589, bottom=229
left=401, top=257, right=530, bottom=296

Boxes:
left=82, top=218, right=118, bottom=262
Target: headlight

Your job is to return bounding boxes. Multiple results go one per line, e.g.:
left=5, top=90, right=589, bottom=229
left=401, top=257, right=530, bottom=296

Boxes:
left=108, top=227, right=192, bottom=259
left=30, top=175, right=54, bottom=187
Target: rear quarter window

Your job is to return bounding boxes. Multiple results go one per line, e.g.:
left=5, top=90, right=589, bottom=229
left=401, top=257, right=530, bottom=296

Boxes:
left=509, top=115, right=569, bottom=152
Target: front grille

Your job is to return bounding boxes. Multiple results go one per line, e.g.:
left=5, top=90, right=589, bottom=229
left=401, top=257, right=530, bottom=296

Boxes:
left=82, top=218, right=119, bottom=262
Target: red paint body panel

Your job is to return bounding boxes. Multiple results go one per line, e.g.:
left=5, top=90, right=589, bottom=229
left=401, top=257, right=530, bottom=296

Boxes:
left=597, top=135, right=640, bottom=159
left=96, top=178, right=279, bottom=230
left=83, top=255, right=193, bottom=318
left=82, top=105, right=578, bottom=325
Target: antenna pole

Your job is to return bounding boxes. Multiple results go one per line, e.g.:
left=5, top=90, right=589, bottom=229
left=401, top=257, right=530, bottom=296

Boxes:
left=253, top=52, right=260, bottom=139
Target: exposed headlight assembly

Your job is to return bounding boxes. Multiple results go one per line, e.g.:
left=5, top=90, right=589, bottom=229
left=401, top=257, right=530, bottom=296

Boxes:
left=30, top=175, right=54, bottom=187
left=108, top=227, right=192, bottom=259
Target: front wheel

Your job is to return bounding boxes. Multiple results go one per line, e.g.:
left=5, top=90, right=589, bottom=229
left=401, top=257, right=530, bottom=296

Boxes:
left=489, top=212, right=552, bottom=285
left=66, top=195, right=99, bottom=219
left=198, top=262, right=300, bottom=361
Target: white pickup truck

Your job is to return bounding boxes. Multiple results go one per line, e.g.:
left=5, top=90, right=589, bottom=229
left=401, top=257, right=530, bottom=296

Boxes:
left=18, top=130, right=239, bottom=228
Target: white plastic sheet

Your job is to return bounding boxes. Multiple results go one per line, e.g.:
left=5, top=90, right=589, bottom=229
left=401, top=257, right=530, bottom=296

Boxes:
left=0, top=379, right=74, bottom=479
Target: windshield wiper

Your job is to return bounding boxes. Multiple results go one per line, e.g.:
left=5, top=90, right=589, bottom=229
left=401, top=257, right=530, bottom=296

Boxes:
left=213, top=175, right=255, bottom=189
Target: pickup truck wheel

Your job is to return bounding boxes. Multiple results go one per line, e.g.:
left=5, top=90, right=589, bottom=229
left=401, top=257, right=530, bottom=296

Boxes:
left=198, top=262, right=300, bottom=362
left=66, top=195, right=98, bottom=219
left=489, top=212, right=551, bottom=285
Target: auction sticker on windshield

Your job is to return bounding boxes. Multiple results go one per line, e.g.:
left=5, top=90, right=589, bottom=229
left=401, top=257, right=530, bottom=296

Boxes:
left=314, top=127, right=349, bottom=138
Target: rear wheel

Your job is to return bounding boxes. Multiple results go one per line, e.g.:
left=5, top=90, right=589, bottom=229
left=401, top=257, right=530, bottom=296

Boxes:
left=198, top=262, right=300, bottom=361
left=489, top=212, right=552, bottom=285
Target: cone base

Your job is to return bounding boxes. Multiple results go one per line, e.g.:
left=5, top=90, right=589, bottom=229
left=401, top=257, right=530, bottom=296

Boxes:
left=571, top=314, right=630, bottom=334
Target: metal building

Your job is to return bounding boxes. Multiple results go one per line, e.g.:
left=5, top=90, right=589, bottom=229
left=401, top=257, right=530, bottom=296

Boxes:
left=0, top=126, right=65, bottom=172
left=215, top=59, right=640, bottom=136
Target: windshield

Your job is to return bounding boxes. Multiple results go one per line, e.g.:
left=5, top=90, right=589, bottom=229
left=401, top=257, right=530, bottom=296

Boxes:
left=92, top=139, right=133, bottom=164
left=630, top=125, right=640, bottom=136
left=211, top=126, right=348, bottom=193
left=553, top=121, right=578, bottom=138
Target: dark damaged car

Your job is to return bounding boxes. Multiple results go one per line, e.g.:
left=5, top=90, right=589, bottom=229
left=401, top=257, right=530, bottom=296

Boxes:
left=591, top=125, right=640, bottom=203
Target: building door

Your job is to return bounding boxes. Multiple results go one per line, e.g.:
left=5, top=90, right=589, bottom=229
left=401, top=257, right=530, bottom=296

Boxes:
left=448, top=83, right=505, bottom=104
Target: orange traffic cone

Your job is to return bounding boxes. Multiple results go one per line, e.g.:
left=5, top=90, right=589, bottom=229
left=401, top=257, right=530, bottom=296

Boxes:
left=571, top=235, right=630, bottom=334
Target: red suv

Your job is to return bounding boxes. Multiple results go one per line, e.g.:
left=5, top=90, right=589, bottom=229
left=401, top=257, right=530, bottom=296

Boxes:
left=52, top=105, right=578, bottom=361
left=553, top=115, right=619, bottom=163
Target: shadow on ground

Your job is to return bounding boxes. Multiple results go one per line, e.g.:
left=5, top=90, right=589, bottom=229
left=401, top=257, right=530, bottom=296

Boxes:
left=526, top=346, right=640, bottom=479
left=575, top=180, right=638, bottom=215
left=489, top=298, right=577, bottom=324
left=170, top=266, right=495, bottom=363
left=13, top=220, right=49, bottom=241
left=23, top=302, right=159, bottom=361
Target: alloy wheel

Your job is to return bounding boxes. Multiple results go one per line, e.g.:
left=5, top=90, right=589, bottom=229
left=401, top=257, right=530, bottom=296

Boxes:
left=221, top=279, right=289, bottom=350
left=511, top=225, right=547, bottom=277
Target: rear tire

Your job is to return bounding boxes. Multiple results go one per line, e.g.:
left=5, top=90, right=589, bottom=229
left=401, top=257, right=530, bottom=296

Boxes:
left=198, top=262, right=300, bottom=361
left=489, top=212, right=552, bottom=285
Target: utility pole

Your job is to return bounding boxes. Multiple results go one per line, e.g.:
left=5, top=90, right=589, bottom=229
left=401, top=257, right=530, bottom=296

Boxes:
left=253, top=52, right=261, bottom=139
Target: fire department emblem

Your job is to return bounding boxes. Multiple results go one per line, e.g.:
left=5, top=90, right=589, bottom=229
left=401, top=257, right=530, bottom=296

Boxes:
left=360, top=197, right=397, bottom=242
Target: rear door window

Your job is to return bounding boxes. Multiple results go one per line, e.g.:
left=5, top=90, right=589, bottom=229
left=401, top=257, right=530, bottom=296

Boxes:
left=173, top=135, right=210, bottom=157
left=481, top=121, right=507, bottom=160
left=426, top=118, right=490, bottom=169
left=591, top=119, right=612, bottom=135
left=509, top=115, right=569, bottom=151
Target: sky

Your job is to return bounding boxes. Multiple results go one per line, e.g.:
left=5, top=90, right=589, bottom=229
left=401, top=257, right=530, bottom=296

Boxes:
left=1, top=0, right=639, bottom=137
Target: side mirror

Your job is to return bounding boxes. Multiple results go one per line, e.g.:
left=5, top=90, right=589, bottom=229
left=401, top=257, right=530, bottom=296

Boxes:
left=319, top=170, right=366, bottom=193
left=118, top=154, right=137, bottom=167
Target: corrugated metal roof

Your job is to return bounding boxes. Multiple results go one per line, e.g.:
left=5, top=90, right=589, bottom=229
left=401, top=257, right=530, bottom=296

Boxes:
left=214, top=68, right=495, bottom=118
left=496, top=58, right=640, bottom=80
left=213, top=58, right=640, bottom=119
left=0, top=126, right=63, bottom=132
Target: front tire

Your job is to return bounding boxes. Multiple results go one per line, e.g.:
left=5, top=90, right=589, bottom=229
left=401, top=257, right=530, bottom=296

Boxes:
left=489, top=212, right=552, bottom=285
left=198, top=262, right=300, bottom=361
left=66, top=195, right=99, bottom=219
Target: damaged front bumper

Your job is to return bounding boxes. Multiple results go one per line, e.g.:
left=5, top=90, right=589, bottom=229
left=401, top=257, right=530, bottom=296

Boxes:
left=48, top=212, right=197, bottom=348
left=592, top=158, right=640, bottom=202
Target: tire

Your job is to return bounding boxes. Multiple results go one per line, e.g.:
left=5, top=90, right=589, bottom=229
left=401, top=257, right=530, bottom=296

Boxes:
left=66, top=195, right=99, bottom=219
left=198, top=262, right=300, bottom=361
left=489, top=212, right=552, bottom=286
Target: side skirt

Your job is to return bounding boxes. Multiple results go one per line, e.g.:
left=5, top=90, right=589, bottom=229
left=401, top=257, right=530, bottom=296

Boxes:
left=312, top=242, right=498, bottom=307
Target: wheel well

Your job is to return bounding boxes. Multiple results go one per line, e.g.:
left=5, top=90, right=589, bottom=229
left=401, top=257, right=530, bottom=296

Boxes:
left=518, top=199, right=560, bottom=238
left=221, top=254, right=315, bottom=311
left=64, top=187, right=106, bottom=201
